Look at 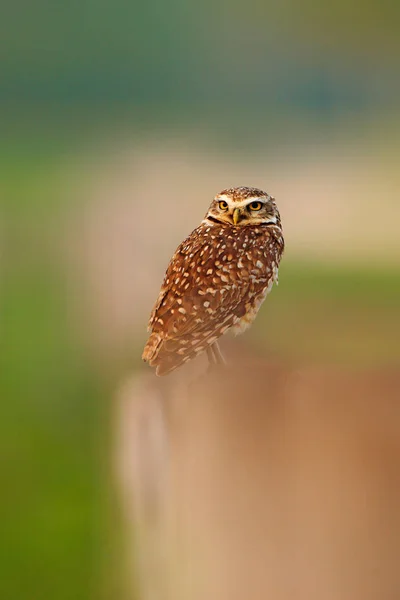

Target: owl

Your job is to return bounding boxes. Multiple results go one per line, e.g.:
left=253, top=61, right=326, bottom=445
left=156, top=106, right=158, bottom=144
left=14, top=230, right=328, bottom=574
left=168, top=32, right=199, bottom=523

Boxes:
left=142, top=186, right=284, bottom=376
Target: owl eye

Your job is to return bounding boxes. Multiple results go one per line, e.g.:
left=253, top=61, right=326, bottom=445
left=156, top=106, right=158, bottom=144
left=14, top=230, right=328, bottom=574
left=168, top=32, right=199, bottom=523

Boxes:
left=218, top=200, right=228, bottom=210
left=249, top=201, right=262, bottom=211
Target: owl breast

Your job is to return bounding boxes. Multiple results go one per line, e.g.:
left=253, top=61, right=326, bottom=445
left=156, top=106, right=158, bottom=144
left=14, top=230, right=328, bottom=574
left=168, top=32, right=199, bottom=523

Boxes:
left=144, top=219, right=284, bottom=375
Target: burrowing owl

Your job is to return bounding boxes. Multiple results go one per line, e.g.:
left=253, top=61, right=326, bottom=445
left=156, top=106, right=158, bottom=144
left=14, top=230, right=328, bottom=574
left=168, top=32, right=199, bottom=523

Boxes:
left=142, top=186, right=284, bottom=375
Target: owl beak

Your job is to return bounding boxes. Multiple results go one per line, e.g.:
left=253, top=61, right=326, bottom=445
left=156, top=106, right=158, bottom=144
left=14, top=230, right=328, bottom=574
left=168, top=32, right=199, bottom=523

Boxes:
left=232, top=208, right=241, bottom=226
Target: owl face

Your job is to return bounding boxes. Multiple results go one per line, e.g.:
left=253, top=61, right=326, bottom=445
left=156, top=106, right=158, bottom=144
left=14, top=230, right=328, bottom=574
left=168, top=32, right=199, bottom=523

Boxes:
left=206, top=186, right=280, bottom=227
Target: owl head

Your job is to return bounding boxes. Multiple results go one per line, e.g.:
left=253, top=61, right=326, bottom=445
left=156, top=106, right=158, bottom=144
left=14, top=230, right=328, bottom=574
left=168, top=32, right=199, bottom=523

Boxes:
left=206, top=186, right=281, bottom=227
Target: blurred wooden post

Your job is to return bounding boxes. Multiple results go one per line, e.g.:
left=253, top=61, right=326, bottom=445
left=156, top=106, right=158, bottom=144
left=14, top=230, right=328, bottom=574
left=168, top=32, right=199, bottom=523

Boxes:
left=116, top=359, right=400, bottom=600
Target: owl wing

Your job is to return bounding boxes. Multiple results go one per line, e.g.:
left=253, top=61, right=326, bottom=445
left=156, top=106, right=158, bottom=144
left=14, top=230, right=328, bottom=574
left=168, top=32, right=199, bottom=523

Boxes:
left=144, top=291, right=246, bottom=376
left=143, top=224, right=267, bottom=375
left=147, top=227, right=208, bottom=331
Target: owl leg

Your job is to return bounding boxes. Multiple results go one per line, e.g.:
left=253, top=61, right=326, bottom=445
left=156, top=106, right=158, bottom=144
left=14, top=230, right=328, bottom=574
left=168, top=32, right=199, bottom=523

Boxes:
left=206, top=346, right=216, bottom=366
left=206, top=343, right=227, bottom=372
left=212, top=341, right=227, bottom=366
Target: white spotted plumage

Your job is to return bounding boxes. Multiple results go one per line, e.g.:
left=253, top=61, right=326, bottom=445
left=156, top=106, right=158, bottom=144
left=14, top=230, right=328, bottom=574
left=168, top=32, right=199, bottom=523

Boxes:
left=142, top=186, right=284, bottom=376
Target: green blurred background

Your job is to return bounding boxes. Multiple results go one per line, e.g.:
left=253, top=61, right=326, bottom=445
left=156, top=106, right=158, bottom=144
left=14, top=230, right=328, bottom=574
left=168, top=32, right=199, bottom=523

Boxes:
left=2, top=1, right=400, bottom=598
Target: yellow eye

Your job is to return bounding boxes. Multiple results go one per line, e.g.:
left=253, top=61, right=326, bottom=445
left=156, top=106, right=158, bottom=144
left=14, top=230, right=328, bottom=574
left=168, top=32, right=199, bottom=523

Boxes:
left=218, top=200, right=228, bottom=210
left=249, top=201, right=262, bottom=211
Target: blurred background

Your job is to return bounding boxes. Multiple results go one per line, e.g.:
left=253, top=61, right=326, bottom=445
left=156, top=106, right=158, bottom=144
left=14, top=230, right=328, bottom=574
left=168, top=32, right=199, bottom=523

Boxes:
left=2, top=0, right=400, bottom=598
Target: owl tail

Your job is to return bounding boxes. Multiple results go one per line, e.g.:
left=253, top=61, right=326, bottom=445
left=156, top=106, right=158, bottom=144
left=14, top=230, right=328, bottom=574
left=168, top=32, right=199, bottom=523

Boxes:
left=142, top=332, right=163, bottom=364
left=142, top=333, right=200, bottom=376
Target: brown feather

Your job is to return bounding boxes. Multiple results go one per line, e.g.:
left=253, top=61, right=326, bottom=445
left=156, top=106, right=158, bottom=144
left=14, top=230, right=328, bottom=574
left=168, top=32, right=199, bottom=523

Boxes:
left=142, top=186, right=284, bottom=376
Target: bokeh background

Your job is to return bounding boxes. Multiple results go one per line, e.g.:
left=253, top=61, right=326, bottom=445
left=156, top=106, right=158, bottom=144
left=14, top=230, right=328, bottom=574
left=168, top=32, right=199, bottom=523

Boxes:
left=2, top=1, right=400, bottom=598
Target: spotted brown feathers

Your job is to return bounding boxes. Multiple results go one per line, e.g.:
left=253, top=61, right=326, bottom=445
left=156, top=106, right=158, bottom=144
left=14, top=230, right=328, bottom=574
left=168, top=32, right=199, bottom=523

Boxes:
left=142, top=187, right=284, bottom=375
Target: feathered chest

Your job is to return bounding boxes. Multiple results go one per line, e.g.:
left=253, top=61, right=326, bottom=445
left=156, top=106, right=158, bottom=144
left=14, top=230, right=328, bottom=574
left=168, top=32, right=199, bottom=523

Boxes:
left=149, top=221, right=284, bottom=339
left=176, top=222, right=283, bottom=289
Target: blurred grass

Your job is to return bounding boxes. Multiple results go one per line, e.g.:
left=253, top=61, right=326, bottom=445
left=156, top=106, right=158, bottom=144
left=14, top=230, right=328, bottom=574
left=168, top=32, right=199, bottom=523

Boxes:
left=1, top=146, right=130, bottom=599
left=0, top=266, right=126, bottom=600
left=255, top=262, right=400, bottom=366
